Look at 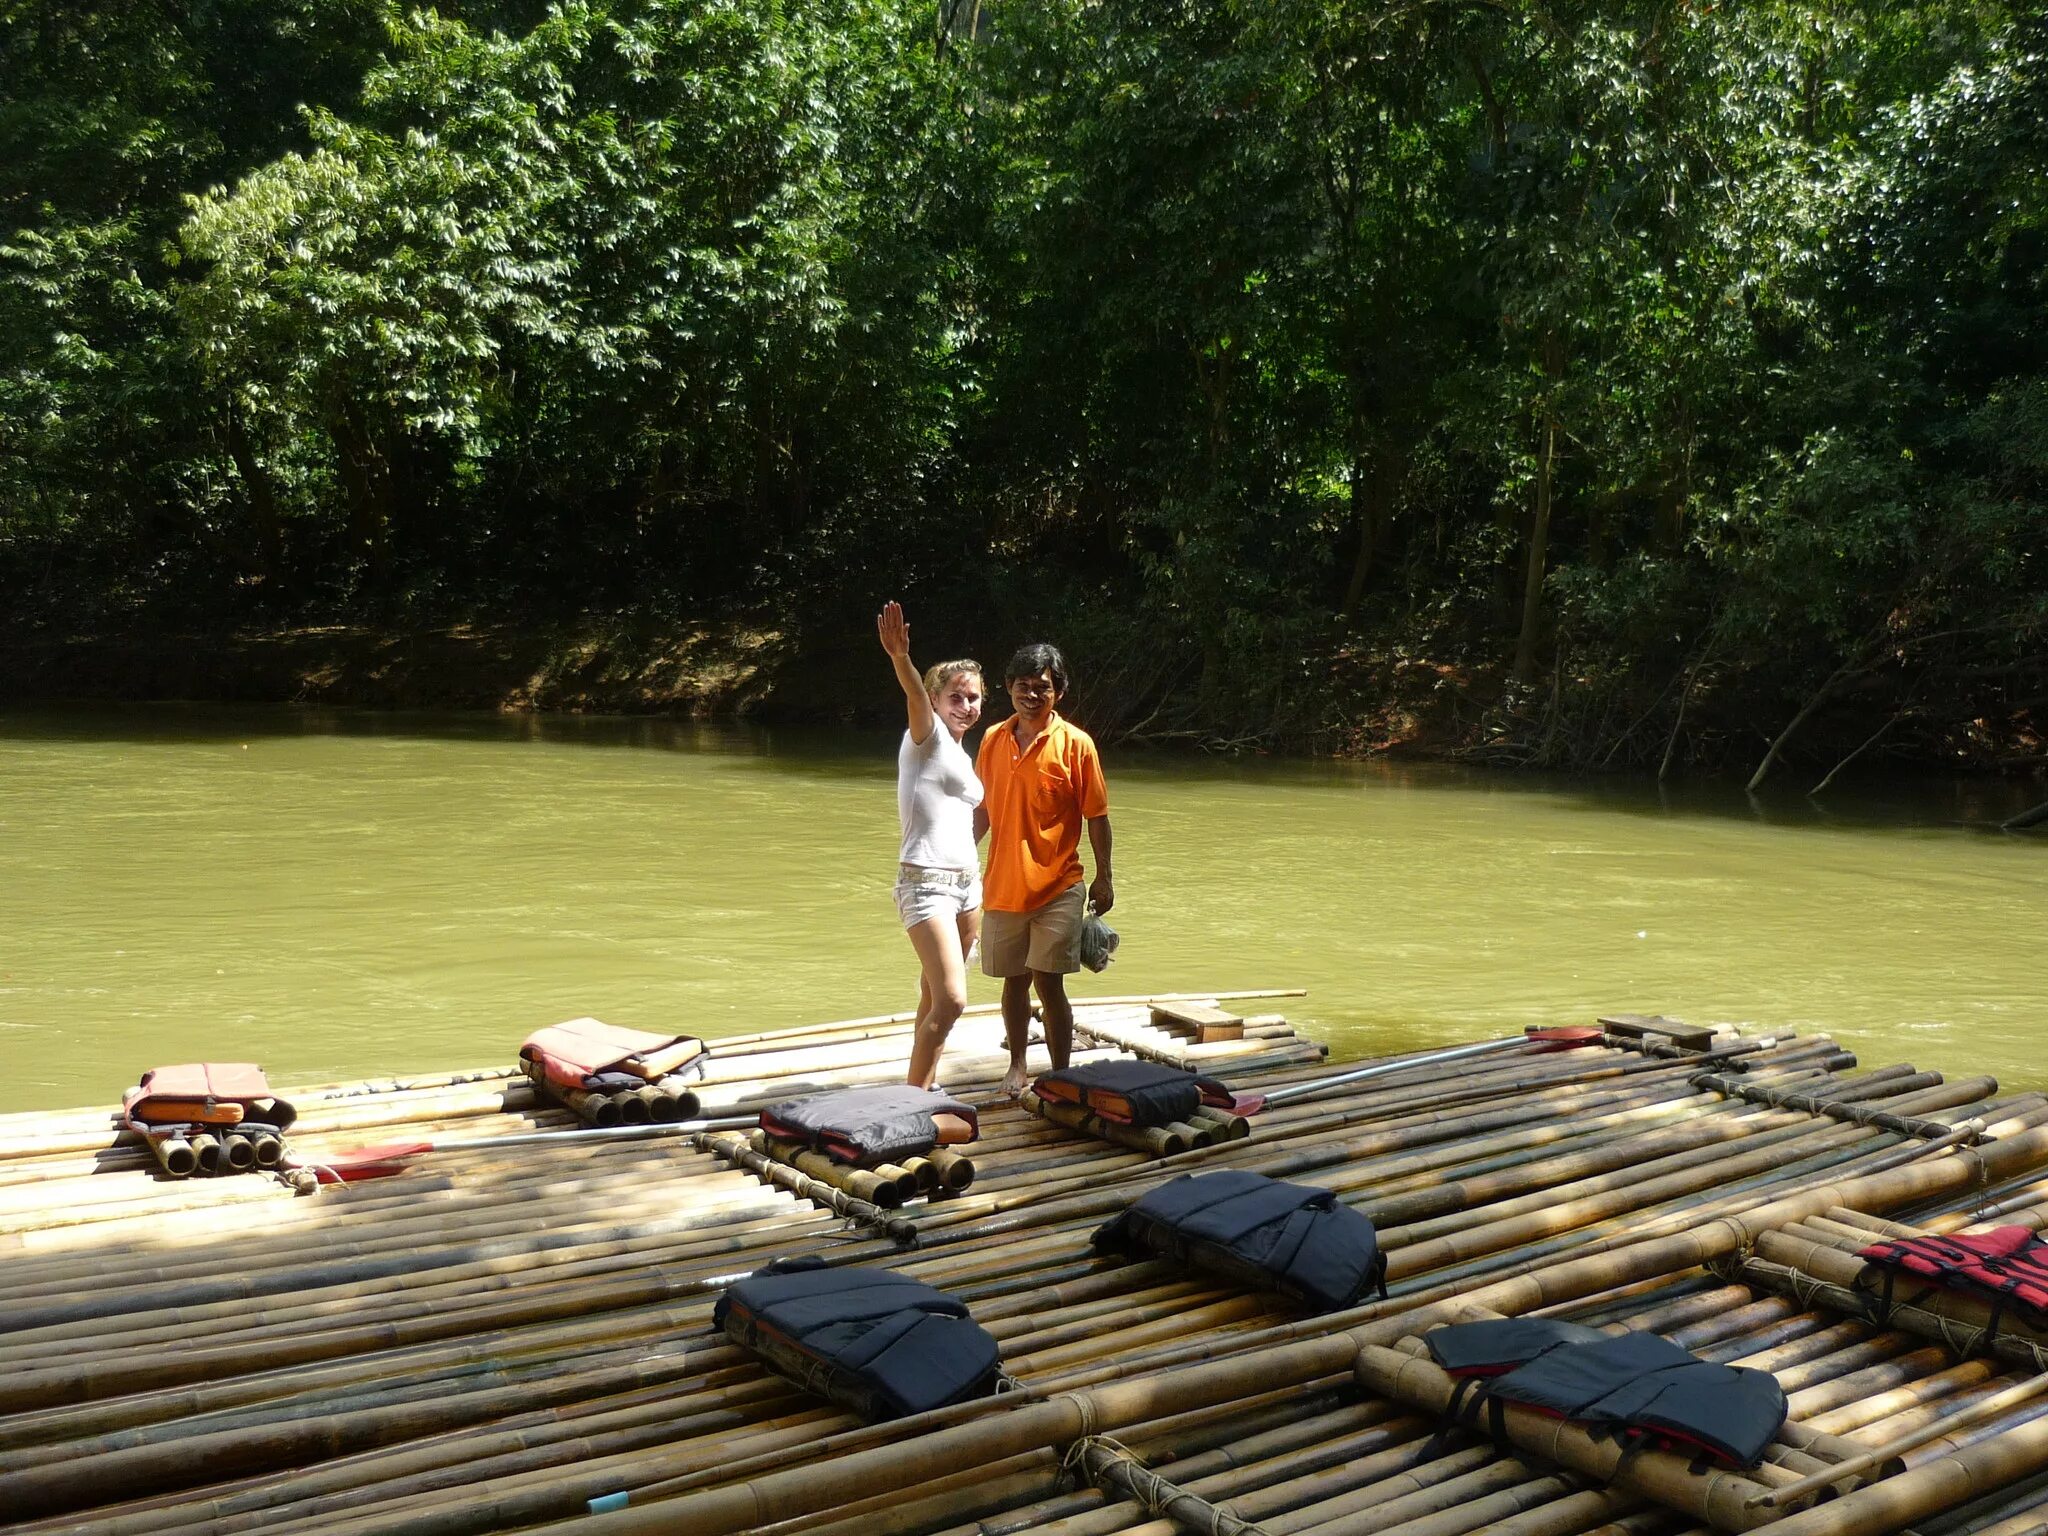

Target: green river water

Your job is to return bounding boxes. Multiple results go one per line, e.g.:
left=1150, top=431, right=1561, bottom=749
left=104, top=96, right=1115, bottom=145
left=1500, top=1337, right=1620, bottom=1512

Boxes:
left=1, top=704, right=2041, bottom=1115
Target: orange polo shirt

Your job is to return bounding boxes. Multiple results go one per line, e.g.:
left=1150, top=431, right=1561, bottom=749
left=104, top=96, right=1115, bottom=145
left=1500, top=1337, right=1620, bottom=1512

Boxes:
left=976, top=711, right=1109, bottom=913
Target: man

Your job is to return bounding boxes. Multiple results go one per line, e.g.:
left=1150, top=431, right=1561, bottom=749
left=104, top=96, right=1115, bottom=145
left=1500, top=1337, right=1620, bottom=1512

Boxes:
left=973, top=642, right=1114, bottom=1096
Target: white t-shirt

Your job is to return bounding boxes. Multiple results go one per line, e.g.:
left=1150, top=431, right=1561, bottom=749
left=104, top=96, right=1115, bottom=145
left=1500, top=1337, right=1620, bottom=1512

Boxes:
left=897, top=726, right=983, bottom=871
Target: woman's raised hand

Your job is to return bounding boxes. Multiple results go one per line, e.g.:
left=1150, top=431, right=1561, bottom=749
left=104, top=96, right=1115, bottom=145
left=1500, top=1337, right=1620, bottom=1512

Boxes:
left=880, top=600, right=933, bottom=739
left=877, top=600, right=911, bottom=659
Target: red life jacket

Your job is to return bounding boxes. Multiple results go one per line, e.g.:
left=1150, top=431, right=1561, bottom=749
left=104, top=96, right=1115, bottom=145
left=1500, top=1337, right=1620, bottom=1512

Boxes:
left=519, top=1017, right=706, bottom=1093
left=121, top=1063, right=297, bottom=1136
left=1857, top=1227, right=2048, bottom=1336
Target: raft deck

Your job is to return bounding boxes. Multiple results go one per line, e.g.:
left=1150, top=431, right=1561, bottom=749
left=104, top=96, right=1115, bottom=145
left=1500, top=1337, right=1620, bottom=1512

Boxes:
left=1, top=996, right=2047, bottom=1536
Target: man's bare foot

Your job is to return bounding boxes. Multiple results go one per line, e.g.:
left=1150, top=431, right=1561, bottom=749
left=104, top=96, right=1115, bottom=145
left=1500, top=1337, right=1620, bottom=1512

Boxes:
left=1001, top=1060, right=1030, bottom=1098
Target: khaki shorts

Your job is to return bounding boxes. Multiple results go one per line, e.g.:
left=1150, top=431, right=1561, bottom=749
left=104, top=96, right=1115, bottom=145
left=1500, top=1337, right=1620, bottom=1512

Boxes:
left=980, top=884, right=1087, bottom=977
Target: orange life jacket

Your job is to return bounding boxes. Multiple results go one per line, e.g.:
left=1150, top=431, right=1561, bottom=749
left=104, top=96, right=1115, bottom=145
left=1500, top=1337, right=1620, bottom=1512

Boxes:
left=121, top=1063, right=297, bottom=1137
left=519, top=1017, right=706, bottom=1092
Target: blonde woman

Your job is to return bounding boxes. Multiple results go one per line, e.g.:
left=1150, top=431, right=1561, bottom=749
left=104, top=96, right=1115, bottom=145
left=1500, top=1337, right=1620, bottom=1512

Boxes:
left=878, top=601, right=985, bottom=1088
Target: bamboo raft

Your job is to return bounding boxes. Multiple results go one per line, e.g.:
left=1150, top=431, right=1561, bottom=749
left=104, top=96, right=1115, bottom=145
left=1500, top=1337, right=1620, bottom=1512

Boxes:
left=3, top=995, right=2048, bottom=1536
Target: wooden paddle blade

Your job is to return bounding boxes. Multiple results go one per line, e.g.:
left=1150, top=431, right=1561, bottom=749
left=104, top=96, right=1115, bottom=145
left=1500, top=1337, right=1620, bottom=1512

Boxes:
left=295, top=1141, right=432, bottom=1183
left=1526, top=1026, right=1604, bottom=1052
left=312, top=1161, right=413, bottom=1184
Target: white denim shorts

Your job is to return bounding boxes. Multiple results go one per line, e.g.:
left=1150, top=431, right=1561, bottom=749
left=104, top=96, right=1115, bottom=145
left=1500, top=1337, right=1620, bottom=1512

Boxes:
left=894, top=864, right=983, bottom=930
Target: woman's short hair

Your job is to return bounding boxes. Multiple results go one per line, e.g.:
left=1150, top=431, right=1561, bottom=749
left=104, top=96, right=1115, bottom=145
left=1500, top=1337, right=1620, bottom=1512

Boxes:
left=923, top=659, right=983, bottom=697
left=1004, top=642, right=1069, bottom=697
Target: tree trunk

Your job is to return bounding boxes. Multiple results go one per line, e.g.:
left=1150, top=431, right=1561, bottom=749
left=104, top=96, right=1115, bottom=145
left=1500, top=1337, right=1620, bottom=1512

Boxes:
left=1342, top=442, right=1408, bottom=620
left=1340, top=433, right=1375, bottom=619
left=330, top=400, right=392, bottom=598
left=1513, top=335, right=1567, bottom=682
left=1659, top=423, right=1693, bottom=550
left=1747, top=665, right=1846, bottom=793
left=1192, top=342, right=1233, bottom=488
left=223, top=405, right=284, bottom=587
left=1513, top=408, right=1558, bottom=683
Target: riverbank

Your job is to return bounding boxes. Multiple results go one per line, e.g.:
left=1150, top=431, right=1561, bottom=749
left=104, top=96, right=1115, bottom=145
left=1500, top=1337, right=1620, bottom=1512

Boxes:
left=0, top=623, right=1482, bottom=758
left=0, top=625, right=788, bottom=717
left=3, top=622, right=2043, bottom=785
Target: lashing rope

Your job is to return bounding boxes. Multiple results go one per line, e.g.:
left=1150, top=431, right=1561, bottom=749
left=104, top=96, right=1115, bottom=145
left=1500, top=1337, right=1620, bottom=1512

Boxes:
left=1062, top=1434, right=1275, bottom=1536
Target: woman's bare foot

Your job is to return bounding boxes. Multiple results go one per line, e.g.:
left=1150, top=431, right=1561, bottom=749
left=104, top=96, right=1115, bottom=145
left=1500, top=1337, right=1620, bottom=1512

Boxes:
left=1001, top=1060, right=1030, bottom=1098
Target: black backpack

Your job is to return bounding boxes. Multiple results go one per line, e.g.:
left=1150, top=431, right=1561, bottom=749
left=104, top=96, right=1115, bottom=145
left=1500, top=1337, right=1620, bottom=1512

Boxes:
left=1033, top=1060, right=1232, bottom=1127
left=759, top=1084, right=978, bottom=1167
left=714, top=1259, right=1002, bottom=1420
left=1424, top=1322, right=1787, bottom=1469
left=1092, top=1170, right=1388, bottom=1312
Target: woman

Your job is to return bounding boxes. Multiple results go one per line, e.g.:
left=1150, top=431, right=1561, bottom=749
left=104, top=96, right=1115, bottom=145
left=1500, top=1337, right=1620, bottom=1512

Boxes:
left=878, top=601, right=985, bottom=1089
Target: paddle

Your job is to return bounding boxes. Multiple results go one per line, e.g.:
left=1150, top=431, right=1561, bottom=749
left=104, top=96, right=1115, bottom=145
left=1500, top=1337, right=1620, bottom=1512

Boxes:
left=1223, top=1026, right=1604, bottom=1115
left=292, top=1114, right=759, bottom=1184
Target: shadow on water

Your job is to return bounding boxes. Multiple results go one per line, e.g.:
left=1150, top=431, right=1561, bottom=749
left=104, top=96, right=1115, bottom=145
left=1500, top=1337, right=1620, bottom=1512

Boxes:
left=1112, top=749, right=2046, bottom=836
left=0, top=700, right=808, bottom=760
left=7, top=700, right=2040, bottom=823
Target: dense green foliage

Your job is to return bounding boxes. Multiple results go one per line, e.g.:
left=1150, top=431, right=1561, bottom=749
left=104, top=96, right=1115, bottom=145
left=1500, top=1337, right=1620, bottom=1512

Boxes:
left=4, top=0, right=2042, bottom=774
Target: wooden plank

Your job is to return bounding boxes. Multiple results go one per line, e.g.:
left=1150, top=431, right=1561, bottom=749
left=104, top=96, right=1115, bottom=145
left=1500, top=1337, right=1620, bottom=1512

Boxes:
left=1597, top=1012, right=1718, bottom=1052
left=1072, top=1018, right=1189, bottom=1067
left=1150, top=1001, right=1243, bottom=1042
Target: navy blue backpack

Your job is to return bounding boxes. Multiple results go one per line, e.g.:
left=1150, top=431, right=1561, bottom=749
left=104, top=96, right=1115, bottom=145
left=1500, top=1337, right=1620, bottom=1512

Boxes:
left=1093, top=1170, right=1388, bottom=1313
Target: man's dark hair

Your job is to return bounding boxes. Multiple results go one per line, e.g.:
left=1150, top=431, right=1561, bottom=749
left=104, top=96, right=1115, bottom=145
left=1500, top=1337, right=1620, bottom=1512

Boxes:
left=1005, top=642, right=1069, bottom=697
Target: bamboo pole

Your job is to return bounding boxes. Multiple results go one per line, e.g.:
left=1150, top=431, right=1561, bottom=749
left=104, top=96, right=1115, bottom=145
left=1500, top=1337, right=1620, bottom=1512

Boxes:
left=0, top=1182, right=836, bottom=1366
left=0, top=1268, right=801, bottom=1456
left=746, top=1131, right=904, bottom=1208
left=536, top=1130, right=1974, bottom=1531
left=1364, top=1485, right=1646, bottom=1536
left=1023, top=1411, right=1448, bottom=1536
left=526, top=1124, right=2048, bottom=1536
left=700, top=1132, right=917, bottom=1245
left=871, top=1161, right=924, bottom=1200
left=1694, top=1073, right=1989, bottom=1141
left=1723, top=1254, right=2048, bottom=1374
left=1956, top=1497, right=2048, bottom=1536
left=1, top=1019, right=2038, bottom=1536
left=1749, top=1370, right=2048, bottom=1510
left=1067, top=1436, right=1273, bottom=1535
left=1021, top=1090, right=1188, bottom=1158
left=17, top=1370, right=835, bottom=1536
left=1752, top=1230, right=2048, bottom=1358
left=1348, top=1344, right=1776, bottom=1529
left=1191, top=1107, right=1252, bottom=1140
left=0, top=1344, right=765, bottom=1522
left=1758, top=1407, right=2048, bottom=1536
left=762, top=1448, right=1067, bottom=1536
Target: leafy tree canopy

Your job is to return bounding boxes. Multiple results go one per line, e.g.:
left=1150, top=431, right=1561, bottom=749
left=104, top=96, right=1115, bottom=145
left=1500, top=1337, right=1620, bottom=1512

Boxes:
left=2, top=0, right=2040, bottom=778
